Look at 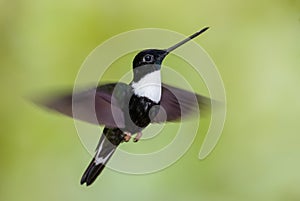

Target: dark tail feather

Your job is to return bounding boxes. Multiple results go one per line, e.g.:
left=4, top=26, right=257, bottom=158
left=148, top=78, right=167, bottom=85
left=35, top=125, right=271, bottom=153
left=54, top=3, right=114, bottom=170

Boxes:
left=80, top=157, right=106, bottom=186
left=80, top=131, right=119, bottom=186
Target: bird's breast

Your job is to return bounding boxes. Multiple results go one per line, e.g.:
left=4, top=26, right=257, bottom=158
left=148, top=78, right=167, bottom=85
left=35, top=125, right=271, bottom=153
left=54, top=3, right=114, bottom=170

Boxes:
left=126, top=95, right=160, bottom=132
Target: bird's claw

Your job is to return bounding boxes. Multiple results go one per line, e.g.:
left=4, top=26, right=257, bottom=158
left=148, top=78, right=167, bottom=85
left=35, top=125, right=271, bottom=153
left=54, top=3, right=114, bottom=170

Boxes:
left=123, top=132, right=132, bottom=142
left=123, top=131, right=142, bottom=142
left=133, top=132, right=142, bottom=143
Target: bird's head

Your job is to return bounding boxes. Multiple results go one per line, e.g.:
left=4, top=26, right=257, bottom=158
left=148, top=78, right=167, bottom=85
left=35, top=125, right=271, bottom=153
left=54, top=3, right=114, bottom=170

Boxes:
left=133, top=49, right=168, bottom=68
left=132, top=27, right=209, bottom=82
left=132, top=49, right=167, bottom=82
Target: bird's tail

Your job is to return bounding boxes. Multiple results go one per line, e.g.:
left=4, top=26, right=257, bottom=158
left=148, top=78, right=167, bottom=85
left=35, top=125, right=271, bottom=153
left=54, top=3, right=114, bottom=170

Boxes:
left=80, top=128, right=122, bottom=186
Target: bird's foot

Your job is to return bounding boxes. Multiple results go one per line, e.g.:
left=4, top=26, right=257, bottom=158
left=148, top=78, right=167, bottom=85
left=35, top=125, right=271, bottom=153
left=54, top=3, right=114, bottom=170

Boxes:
left=133, top=132, right=142, bottom=143
left=123, top=132, right=132, bottom=142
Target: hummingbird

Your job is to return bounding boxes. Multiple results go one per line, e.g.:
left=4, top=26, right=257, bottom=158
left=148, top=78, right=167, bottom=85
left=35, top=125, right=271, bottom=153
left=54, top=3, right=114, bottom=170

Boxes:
left=39, top=27, right=211, bottom=186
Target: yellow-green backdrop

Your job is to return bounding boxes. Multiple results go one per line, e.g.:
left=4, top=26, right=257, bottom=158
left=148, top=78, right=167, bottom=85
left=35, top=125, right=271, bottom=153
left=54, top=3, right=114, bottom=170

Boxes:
left=1, top=0, right=300, bottom=201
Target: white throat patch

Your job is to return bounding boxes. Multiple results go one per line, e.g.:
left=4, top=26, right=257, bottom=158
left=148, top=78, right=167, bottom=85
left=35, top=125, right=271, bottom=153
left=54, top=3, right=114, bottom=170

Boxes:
left=131, top=70, right=161, bottom=103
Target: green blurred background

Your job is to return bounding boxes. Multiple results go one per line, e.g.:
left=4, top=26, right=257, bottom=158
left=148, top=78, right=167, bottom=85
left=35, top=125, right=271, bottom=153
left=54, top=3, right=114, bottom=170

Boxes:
left=1, top=0, right=300, bottom=200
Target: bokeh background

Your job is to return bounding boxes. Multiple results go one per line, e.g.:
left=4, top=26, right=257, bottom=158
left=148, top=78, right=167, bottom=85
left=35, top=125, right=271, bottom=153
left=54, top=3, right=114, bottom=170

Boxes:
left=1, top=0, right=300, bottom=200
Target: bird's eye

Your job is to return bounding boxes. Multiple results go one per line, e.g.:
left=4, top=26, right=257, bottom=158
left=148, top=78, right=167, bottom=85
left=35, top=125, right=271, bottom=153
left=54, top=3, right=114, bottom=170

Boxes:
left=143, top=54, right=154, bottom=63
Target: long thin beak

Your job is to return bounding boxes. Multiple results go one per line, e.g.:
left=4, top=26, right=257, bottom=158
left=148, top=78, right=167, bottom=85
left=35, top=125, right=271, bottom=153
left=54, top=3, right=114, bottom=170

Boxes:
left=165, top=27, right=209, bottom=53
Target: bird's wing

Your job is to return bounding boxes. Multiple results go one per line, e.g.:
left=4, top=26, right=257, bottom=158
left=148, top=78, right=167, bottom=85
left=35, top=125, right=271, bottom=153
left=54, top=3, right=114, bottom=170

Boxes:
left=151, top=83, right=211, bottom=123
left=38, top=83, right=129, bottom=128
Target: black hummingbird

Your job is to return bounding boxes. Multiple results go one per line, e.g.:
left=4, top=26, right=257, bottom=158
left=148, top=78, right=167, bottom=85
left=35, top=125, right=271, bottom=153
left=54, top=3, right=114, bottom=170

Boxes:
left=39, top=27, right=211, bottom=186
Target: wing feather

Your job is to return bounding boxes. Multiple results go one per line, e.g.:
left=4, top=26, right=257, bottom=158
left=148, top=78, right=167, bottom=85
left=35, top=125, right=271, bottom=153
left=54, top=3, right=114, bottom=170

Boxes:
left=151, top=83, right=211, bottom=123
left=37, top=83, right=127, bottom=127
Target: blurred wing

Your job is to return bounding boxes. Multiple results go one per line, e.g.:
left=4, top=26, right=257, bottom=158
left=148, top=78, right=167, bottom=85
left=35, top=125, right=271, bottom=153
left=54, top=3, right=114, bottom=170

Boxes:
left=151, top=83, right=211, bottom=123
left=38, top=83, right=127, bottom=128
